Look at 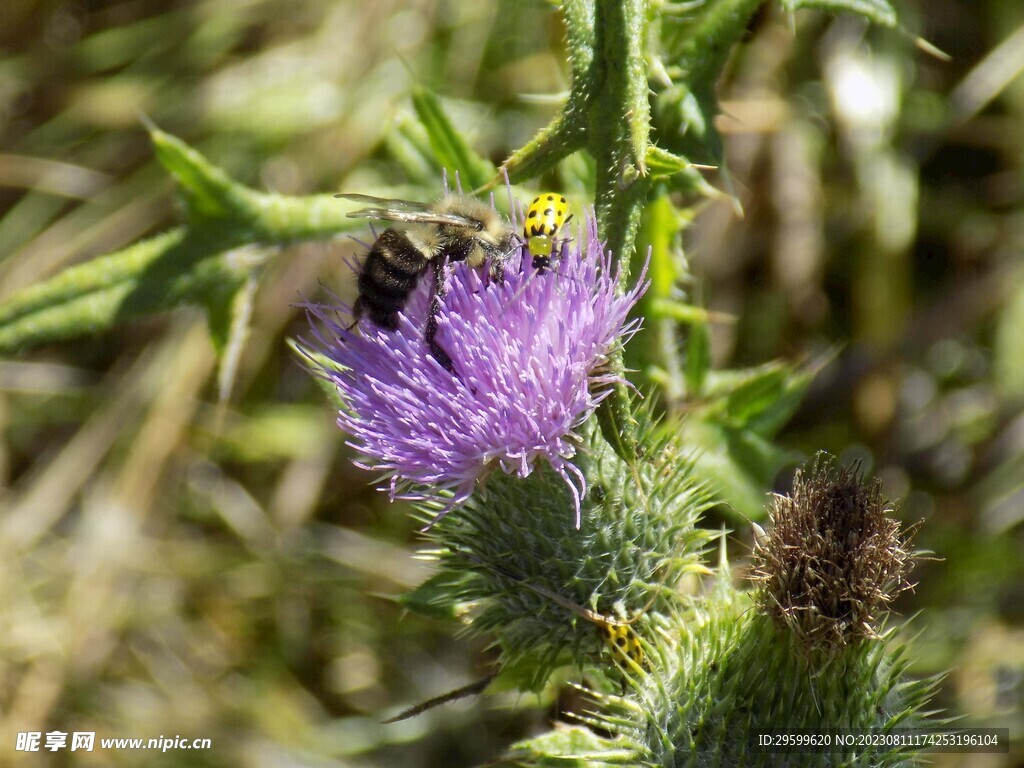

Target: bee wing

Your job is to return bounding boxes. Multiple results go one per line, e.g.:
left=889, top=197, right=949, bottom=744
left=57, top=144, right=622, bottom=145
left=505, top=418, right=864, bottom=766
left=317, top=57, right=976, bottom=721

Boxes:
left=335, top=193, right=481, bottom=228
left=334, top=193, right=431, bottom=209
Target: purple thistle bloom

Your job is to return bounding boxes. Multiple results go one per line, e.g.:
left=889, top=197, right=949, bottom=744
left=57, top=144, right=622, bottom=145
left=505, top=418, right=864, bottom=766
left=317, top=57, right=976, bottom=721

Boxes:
left=305, top=207, right=646, bottom=528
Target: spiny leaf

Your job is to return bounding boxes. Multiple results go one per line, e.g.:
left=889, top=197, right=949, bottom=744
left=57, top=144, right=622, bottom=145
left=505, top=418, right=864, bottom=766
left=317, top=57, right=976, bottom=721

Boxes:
left=385, top=115, right=443, bottom=188
left=652, top=0, right=763, bottom=166
left=505, top=725, right=635, bottom=766
left=411, top=86, right=496, bottom=191
left=208, top=272, right=259, bottom=403
left=649, top=299, right=728, bottom=325
left=706, top=354, right=831, bottom=436
left=0, top=229, right=185, bottom=331
left=499, top=110, right=589, bottom=185
left=781, top=0, right=898, bottom=28
left=151, top=126, right=356, bottom=240
left=151, top=127, right=258, bottom=222
left=0, top=229, right=249, bottom=355
left=628, top=192, right=685, bottom=399
left=646, top=145, right=725, bottom=200
left=396, top=570, right=476, bottom=622
left=685, top=317, right=711, bottom=397
left=677, top=418, right=799, bottom=522
left=723, top=362, right=794, bottom=428
left=499, top=0, right=594, bottom=185
left=668, top=0, right=765, bottom=87
left=0, top=129, right=358, bottom=356
left=643, top=145, right=695, bottom=180
left=743, top=360, right=820, bottom=437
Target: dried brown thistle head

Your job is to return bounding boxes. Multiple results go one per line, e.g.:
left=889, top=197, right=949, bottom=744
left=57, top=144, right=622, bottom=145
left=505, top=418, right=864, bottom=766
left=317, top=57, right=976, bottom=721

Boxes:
left=749, top=454, right=919, bottom=651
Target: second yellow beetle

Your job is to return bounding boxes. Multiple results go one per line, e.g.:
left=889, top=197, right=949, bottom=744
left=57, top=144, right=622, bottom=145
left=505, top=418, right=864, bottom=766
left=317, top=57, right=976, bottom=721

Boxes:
left=523, top=193, right=571, bottom=271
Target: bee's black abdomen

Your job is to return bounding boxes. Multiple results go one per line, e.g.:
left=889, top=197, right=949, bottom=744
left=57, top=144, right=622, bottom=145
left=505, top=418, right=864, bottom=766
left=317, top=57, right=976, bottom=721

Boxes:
left=344, top=194, right=515, bottom=378
left=354, top=298, right=400, bottom=329
left=356, top=229, right=429, bottom=328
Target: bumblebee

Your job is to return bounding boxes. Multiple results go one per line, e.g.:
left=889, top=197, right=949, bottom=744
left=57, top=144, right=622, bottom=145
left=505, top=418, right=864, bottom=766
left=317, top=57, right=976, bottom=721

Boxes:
left=523, top=193, right=571, bottom=271
left=339, top=193, right=517, bottom=373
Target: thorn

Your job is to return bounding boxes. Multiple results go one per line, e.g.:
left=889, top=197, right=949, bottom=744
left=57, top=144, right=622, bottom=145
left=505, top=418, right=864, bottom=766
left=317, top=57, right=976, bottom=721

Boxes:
left=137, top=111, right=159, bottom=133
left=913, top=35, right=952, bottom=62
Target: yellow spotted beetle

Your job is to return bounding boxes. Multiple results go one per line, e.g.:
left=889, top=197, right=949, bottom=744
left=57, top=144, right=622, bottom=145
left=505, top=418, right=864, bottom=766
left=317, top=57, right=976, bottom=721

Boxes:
left=523, top=193, right=571, bottom=271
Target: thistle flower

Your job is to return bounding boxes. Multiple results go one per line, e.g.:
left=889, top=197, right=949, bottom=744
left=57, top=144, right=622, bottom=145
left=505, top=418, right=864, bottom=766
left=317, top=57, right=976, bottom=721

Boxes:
left=305, top=208, right=646, bottom=527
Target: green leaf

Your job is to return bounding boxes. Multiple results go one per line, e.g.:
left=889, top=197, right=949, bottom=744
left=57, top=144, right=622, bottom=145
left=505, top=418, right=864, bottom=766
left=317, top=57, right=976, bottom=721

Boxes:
left=780, top=0, right=898, bottom=27
left=652, top=0, right=763, bottom=166
left=395, top=570, right=476, bottom=622
left=152, top=125, right=356, bottom=240
left=501, top=110, right=589, bottom=186
left=994, top=275, right=1024, bottom=400
left=649, top=299, right=720, bottom=325
left=668, top=0, right=765, bottom=86
left=744, top=361, right=819, bottom=437
left=0, top=229, right=249, bottom=355
left=685, top=318, right=711, bottom=397
left=723, top=362, right=791, bottom=427
left=0, top=129, right=360, bottom=355
left=643, top=145, right=693, bottom=180
left=212, top=404, right=334, bottom=462
left=645, top=145, right=724, bottom=199
left=652, top=84, right=724, bottom=167
left=506, top=726, right=634, bottom=766
left=679, top=419, right=798, bottom=522
left=207, top=272, right=259, bottom=402
left=205, top=273, right=244, bottom=358
left=289, top=337, right=347, bottom=412
left=706, top=355, right=829, bottom=437
left=636, top=192, right=682, bottom=301
left=499, top=1, right=594, bottom=185
left=629, top=192, right=685, bottom=399
left=410, top=86, right=496, bottom=191
left=675, top=356, right=826, bottom=520
left=385, top=115, right=442, bottom=188
left=151, top=126, right=257, bottom=222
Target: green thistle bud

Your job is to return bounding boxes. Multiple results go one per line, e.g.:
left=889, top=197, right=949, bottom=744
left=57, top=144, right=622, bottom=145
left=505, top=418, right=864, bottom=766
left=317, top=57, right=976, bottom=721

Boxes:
left=506, top=577, right=941, bottom=768
left=416, top=417, right=715, bottom=691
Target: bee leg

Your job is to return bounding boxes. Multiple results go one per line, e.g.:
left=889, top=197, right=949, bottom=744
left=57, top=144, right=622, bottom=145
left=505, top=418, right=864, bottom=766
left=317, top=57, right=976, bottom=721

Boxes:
left=345, top=298, right=364, bottom=332
left=425, top=260, right=457, bottom=374
left=487, top=256, right=506, bottom=283
left=426, top=321, right=455, bottom=373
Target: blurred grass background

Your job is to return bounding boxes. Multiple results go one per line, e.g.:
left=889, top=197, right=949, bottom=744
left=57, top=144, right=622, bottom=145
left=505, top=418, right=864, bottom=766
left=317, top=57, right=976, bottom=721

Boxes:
left=0, top=0, right=1022, bottom=766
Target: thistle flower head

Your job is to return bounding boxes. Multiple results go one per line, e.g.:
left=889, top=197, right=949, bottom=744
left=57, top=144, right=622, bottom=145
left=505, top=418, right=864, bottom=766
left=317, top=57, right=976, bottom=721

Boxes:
left=305, top=207, right=646, bottom=527
left=749, top=454, right=918, bottom=649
